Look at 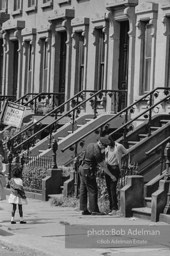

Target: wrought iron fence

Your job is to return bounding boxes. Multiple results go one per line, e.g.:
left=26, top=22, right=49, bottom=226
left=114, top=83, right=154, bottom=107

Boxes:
left=22, top=155, right=53, bottom=193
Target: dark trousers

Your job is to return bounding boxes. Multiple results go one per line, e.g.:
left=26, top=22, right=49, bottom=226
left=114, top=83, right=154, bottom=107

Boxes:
left=79, top=172, right=99, bottom=213
left=105, top=165, right=120, bottom=211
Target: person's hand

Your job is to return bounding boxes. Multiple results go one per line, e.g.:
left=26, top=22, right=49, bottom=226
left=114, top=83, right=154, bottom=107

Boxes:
left=111, top=175, right=117, bottom=182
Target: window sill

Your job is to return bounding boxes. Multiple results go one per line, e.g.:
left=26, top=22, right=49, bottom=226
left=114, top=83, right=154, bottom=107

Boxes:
left=0, top=9, right=7, bottom=13
left=26, top=6, right=37, bottom=13
left=12, top=9, right=22, bottom=16
left=58, top=0, right=70, bottom=4
left=41, top=1, right=53, bottom=9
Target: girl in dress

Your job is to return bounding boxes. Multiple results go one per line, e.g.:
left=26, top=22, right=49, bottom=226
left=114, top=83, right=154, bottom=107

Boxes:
left=8, top=166, right=27, bottom=224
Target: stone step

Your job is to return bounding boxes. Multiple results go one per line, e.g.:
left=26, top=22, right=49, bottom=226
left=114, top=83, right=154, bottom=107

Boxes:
left=150, top=126, right=159, bottom=131
left=77, top=124, right=83, bottom=128
left=132, top=207, right=151, bottom=220
left=128, top=141, right=138, bottom=146
left=160, top=119, right=169, bottom=126
left=58, top=137, right=64, bottom=141
left=138, top=134, right=147, bottom=140
left=145, top=197, right=152, bottom=208
left=48, top=193, right=64, bottom=200
left=39, top=149, right=45, bottom=154
left=85, top=118, right=93, bottom=122
left=159, top=213, right=170, bottom=224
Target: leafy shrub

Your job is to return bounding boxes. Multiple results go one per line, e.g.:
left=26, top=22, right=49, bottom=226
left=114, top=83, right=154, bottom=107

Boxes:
left=22, top=165, right=47, bottom=192
left=50, top=196, right=79, bottom=208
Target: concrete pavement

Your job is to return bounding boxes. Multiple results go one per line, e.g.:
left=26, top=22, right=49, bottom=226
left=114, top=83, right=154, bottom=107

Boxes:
left=0, top=197, right=170, bottom=256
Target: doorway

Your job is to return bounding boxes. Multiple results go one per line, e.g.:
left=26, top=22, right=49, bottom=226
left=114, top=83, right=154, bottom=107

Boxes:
left=12, top=40, right=18, bottom=98
left=118, top=20, right=129, bottom=111
left=58, top=31, right=67, bottom=105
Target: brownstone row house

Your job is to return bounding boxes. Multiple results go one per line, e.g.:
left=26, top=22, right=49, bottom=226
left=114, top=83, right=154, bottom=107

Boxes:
left=0, top=0, right=170, bottom=221
left=0, top=0, right=169, bottom=108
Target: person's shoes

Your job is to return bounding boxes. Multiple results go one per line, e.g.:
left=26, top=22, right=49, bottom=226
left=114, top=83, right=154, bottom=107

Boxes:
left=82, top=210, right=91, bottom=215
left=91, top=211, right=105, bottom=215
left=108, top=210, right=118, bottom=215
left=11, top=221, right=16, bottom=224
left=20, top=221, right=27, bottom=224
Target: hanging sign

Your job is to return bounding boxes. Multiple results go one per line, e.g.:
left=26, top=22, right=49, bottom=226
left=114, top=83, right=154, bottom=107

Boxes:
left=0, top=101, right=25, bottom=129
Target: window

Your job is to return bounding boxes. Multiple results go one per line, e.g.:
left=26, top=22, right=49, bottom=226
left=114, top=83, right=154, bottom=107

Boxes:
left=14, top=0, right=21, bottom=11
left=95, top=28, right=105, bottom=90
left=43, top=40, right=48, bottom=70
left=41, top=0, right=53, bottom=9
left=25, top=42, right=33, bottom=94
left=0, top=0, right=7, bottom=11
left=141, top=21, right=152, bottom=93
left=75, top=33, right=85, bottom=93
left=28, top=0, right=35, bottom=7
left=40, top=38, right=48, bottom=92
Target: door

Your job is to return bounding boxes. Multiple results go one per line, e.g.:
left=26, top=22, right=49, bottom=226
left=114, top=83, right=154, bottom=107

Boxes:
left=118, top=21, right=129, bottom=111
left=58, top=31, right=67, bottom=105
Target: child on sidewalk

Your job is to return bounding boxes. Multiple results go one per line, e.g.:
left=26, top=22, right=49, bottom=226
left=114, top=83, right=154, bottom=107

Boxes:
left=8, top=166, right=27, bottom=224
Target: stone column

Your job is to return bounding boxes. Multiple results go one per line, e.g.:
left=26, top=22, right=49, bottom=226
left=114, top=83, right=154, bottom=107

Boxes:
left=14, top=29, right=23, bottom=98
left=124, top=6, right=136, bottom=105
left=106, top=13, right=120, bottom=113
left=2, top=31, right=9, bottom=95
left=49, top=24, right=56, bottom=92
left=62, top=19, right=72, bottom=107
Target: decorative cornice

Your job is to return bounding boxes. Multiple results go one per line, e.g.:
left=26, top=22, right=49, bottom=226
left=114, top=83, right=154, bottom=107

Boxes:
left=106, top=0, right=138, bottom=9
left=2, top=20, right=25, bottom=31
left=91, top=13, right=108, bottom=23
left=37, top=24, right=52, bottom=34
left=71, top=17, right=89, bottom=27
left=135, top=2, right=158, bottom=15
left=162, top=16, right=170, bottom=36
left=161, top=3, right=170, bottom=11
left=48, top=8, right=74, bottom=22
left=22, top=28, right=36, bottom=36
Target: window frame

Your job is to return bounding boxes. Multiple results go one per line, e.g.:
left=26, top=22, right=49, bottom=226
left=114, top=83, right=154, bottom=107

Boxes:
left=74, top=32, right=85, bottom=93
left=141, top=21, right=152, bottom=94
left=0, top=0, right=7, bottom=12
left=12, top=0, right=22, bottom=15
left=95, top=28, right=105, bottom=91
left=26, top=0, right=37, bottom=12
left=41, top=0, right=53, bottom=9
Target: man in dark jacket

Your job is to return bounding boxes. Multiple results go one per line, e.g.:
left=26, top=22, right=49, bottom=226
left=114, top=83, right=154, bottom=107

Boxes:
left=79, top=136, right=111, bottom=215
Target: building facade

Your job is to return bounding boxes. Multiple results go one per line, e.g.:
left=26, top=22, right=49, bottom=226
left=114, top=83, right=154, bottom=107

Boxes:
left=0, top=0, right=170, bottom=113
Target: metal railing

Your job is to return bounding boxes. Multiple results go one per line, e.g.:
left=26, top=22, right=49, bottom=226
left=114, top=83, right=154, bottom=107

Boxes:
left=61, top=88, right=170, bottom=196
left=145, top=136, right=170, bottom=176
left=6, top=89, right=127, bottom=154
left=62, top=87, right=170, bottom=153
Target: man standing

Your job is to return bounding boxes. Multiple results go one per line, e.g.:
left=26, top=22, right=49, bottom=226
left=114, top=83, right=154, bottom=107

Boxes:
left=105, top=136, right=128, bottom=215
left=79, top=136, right=111, bottom=215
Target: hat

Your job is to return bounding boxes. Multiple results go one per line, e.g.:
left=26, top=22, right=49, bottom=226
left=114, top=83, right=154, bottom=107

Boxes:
left=99, top=136, right=111, bottom=146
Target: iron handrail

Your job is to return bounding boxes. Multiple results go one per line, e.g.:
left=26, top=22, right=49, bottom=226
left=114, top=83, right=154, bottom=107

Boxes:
left=14, top=93, right=38, bottom=104
left=13, top=89, right=125, bottom=151
left=23, top=92, right=65, bottom=106
left=7, top=89, right=86, bottom=145
left=145, top=136, right=170, bottom=156
left=108, top=94, right=170, bottom=141
left=62, top=87, right=170, bottom=152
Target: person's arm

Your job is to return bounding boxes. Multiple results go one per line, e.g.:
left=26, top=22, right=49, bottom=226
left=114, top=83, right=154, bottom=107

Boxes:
left=120, top=144, right=128, bottom=155
left=99, top=161, right=117, bottom=181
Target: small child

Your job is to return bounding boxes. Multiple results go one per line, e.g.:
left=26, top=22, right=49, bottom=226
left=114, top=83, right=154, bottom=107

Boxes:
left=8, top=166, right=27, bottom=224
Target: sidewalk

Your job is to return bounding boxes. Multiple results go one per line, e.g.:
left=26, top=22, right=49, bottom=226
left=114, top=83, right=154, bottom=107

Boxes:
left=0, top=197, right=170, bottom=256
